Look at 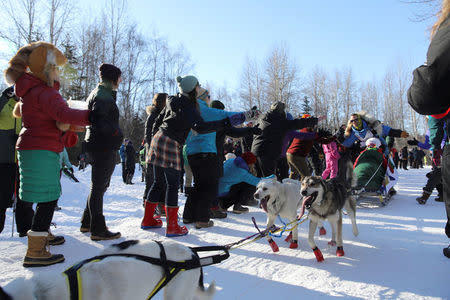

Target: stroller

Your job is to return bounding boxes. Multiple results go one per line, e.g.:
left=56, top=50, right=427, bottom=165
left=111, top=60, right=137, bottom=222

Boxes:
left=352, top=138, right=398, bottom=206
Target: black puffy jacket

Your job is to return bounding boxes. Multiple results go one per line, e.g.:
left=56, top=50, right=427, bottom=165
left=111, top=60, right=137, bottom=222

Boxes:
left=153, top=94, right=229, bottom=145
left=408, top=15, right=450, bottom=116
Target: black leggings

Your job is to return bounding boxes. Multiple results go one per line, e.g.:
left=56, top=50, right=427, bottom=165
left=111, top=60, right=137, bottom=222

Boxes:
left=31, top=200, right=57, bottom=232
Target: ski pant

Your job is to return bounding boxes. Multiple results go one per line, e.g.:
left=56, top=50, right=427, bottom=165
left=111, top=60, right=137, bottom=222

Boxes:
left=256, top=155, right=277, bottom=178
left=0, top=163, right=34, bottom=234
left=276, top=156, right=289, bottom=180
left=218, top=182, right=256, bottom=210
left=423, top=167, right=442, bottom=196
left=82, top=150, right=116, bottom=228
left=183, top=153, right=220, bottom=223
left=147, top=165, right=179, bottom=207
left=442, top=145, right=450, bottom=239
left=322, top=157, right=339, bottom=180
left=287, top=153, right=311, bottom=181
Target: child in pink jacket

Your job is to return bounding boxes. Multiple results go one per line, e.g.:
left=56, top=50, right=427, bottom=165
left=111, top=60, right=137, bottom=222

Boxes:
left=322, top=141, right=340, bottom=179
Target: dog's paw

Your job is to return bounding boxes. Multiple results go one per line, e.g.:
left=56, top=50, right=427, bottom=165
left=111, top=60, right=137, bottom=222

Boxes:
left=313, top=247, right=324, bottom=262
left=284, top=232, right=292, bottom=243
left=328, top=240, right=336, bottom=246
left=289, top=240, right=298, bottom=249
left=319, top=227, right=327, bottom=236
left=336, top=246, right=345, bottom=257
left=268, top=239, right=279, bottom=252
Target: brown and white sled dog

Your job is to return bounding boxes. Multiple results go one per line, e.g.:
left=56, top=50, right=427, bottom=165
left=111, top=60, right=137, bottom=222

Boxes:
left=254, top=178, right=305, bottom=249
left=298, top=175, right=359, bottom=262
left=1, top=240, right=215, bottom=300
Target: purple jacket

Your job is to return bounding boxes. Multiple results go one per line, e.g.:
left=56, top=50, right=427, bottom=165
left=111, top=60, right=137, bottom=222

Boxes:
left=280, top=130, right=316, bottom=158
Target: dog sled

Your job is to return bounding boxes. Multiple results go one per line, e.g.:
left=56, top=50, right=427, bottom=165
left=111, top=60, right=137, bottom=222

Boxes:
left=352, top=146, right=398, bottom=207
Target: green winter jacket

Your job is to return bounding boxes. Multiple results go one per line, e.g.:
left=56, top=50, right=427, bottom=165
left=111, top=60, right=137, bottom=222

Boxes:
left=0, top=89, right=21, bottom=164
left=353, top=149, right=386, bottom=191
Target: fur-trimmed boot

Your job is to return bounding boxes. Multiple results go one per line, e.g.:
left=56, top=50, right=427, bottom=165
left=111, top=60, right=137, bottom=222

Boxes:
left=141, top=202, right=163, bottom=229
left=166, top=206, right=188, bottom=237
left=416, top=190, right=431, bottom=205
left=23, top=231, right=65, bottom=268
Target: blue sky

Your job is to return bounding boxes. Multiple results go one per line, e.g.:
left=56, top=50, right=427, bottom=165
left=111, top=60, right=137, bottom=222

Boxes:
left=127, top=0, right=433, bottom=89
left=0, top=0, right=434, bottom=90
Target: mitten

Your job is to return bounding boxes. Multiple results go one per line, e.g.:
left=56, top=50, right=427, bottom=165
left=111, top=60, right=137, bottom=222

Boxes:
left=400, top=131, right=409, bottom=138
left=407, top=138, right=419, bottom=146
left=62, top=131, right=78, bottom=148
left=251, top=124, right=262, bottom=135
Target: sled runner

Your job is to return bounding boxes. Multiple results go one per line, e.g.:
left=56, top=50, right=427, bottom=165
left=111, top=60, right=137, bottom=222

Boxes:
left=352, top=147, right=398, bottom=207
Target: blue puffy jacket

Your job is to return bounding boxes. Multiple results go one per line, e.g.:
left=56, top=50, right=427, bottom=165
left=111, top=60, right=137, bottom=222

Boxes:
left=185, top=99, right=244, bottom=155
left=218, top=157, right=260, bottom=197
left=342, top=120, right=392, bottom=153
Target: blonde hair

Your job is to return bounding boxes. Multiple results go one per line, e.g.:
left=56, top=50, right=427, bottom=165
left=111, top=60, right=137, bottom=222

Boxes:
left=431, top=0, right=450, bottom=37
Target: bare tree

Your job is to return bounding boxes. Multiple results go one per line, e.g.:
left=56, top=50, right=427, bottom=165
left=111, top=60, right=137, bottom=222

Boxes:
left=305, top=66, right=329, bottom=124
left=264, top=44, right=300, bottom=113
left=239, top=56, right=264, bottom=110
left=46, top=0, right=74, bottom=45
left=105, top=0, right=127, bottom=65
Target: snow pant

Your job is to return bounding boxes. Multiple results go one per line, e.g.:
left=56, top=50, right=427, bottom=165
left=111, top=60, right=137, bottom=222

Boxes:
left=423, top=168, right=442, bottom=195
left=121, top=162, right=126, bottom=183
left=82, top=150, right=116, bottom=230
left=287, top=153, right=311, bottom=181
left=256, top=155, right=277, bottom=178
left=322, top=157, right=339, bottom=180
left=183, top=153, right=220, bottom=223
left=31, top=200, right=57, bottom=232
left=276, top=157, right=289, bottom=180
left=218, top=182, right=256, bottom=210
left=147, top=165, right=180, bottom=207
left=144, top=162, right=165, bottom=203
left=442, top=145, right=450, bottom=239
left=184, top=163, right=193, bottom=188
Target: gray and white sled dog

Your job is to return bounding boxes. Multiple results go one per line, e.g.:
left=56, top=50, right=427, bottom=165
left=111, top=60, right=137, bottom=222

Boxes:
left=1, top=240, right=215, bottom=300
left=254, top=177, right=306, bottom=249
left=298, top=174, right=359, bottom=262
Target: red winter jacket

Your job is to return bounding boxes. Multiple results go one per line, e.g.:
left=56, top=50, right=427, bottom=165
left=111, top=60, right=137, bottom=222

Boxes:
left=286, top=128, right=315, bottom=157
left=15, top=73, right=90, bottom=153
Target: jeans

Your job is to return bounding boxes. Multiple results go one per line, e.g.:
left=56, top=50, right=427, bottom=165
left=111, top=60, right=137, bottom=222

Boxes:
left=147, top=164, right=180, bottom=207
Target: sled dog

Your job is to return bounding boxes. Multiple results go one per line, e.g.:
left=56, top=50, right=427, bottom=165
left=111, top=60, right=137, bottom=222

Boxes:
left=254, top=177, right=304, bottom=249
left=1, top=240, right=216, bottom=300
left=299, top=175, right=359, bottom=262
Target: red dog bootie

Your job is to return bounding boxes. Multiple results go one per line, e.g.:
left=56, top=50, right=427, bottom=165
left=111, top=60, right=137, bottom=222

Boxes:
left=268, top=239, right=279, bottom=252
left=285, top=232, right=292, bottom=242
left=313, top=247, right=324, bottom=262
left=319, top=227, right=327, bottom=235
left=289, top=240, right=298, bottom=249
left=336, top=246, right=345, bottom=257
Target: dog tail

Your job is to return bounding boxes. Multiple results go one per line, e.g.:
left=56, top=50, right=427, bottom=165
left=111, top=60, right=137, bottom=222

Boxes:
left=195, top=281, right=216, bottom=300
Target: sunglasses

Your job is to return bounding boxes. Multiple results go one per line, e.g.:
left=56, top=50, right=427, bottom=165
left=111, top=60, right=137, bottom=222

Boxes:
left=350, top=119, right=358, bottom=123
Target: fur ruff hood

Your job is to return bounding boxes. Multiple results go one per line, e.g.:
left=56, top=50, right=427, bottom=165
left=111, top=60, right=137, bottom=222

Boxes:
left=345, top=111, right=383, bottom=137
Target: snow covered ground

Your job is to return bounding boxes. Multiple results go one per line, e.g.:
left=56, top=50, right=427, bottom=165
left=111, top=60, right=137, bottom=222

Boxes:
left=1, top=165, right=449, bottom=299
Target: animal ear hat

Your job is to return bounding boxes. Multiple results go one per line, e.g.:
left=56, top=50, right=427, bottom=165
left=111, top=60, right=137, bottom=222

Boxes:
left=4, top=41, right=67, bottom=87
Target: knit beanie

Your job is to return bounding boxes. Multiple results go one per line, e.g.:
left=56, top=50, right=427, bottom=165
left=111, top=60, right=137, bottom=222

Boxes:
left=99, top=63, right=122, bottom=83
left=241, top=152, right=257, bottom=166
left=176, top=75, right=198, bottom=94
left=210, top=100, right=225, bottom=110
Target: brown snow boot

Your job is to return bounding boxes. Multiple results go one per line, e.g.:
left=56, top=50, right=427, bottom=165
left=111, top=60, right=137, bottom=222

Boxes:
left=23, top=231, right=65, bottom=268
left=416, top=191, right=431, bottom=205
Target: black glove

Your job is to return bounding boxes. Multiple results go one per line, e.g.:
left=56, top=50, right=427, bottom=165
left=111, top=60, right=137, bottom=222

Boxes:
left=251, top=124, right=262, bottom=135
left=407, top=138, right=419, bottom=146
left=304, top=117, right=318, bottom=128
left=445, top=220, right=450, bottom=239
left=69, top=167, right=74, bottom=174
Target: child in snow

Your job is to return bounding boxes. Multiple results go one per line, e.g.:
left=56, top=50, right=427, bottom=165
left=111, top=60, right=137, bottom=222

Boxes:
left=322, top=140, right=340, bottom=180
left=5, top=41, right=91, bottom=267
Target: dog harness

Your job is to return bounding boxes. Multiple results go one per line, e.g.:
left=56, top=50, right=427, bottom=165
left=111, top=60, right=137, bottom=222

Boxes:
left=62, top=241, right=229, bottom=300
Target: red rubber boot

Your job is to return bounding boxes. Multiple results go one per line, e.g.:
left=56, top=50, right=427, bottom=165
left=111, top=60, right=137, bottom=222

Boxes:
left=166, top=206, right=188, bottom=237
left=141, top=202, right=163, bottom=229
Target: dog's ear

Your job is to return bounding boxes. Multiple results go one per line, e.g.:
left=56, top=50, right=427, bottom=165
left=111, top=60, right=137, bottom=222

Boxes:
left=0, top=286, right=13, bottom=300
